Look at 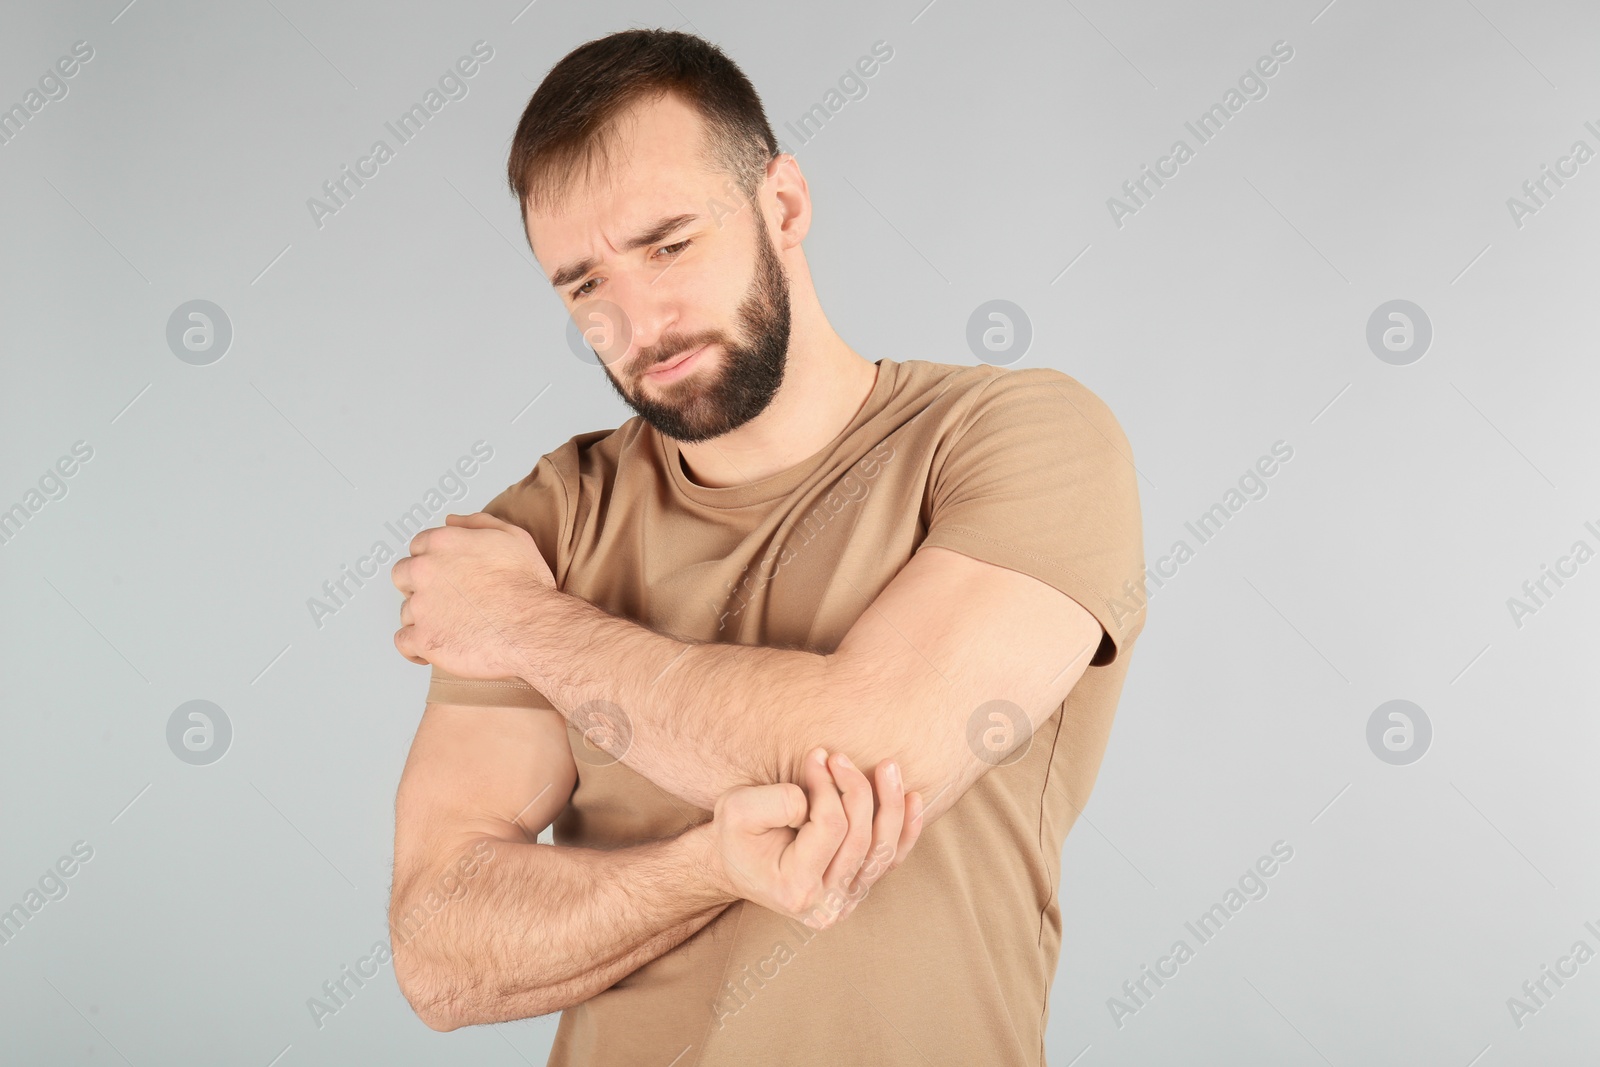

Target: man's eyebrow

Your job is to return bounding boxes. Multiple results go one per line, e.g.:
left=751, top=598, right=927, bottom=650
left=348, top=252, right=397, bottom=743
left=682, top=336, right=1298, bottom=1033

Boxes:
left=549, top=213, right=702, bottom=290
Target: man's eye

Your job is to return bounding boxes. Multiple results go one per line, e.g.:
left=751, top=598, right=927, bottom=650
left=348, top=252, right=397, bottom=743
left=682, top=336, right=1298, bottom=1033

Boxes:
left=571, top=240, right=693, bottom=299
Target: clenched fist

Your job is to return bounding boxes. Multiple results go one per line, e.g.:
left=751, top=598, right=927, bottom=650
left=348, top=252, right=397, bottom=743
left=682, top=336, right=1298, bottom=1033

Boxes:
left=391, top=512, right=555, bottom=680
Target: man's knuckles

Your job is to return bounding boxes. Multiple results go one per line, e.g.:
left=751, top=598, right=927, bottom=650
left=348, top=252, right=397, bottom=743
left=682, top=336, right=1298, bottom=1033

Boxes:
left=775, top=883, right=813, bottom=917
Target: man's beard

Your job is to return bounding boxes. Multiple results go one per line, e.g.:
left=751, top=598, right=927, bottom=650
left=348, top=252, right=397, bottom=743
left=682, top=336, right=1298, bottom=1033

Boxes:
left=598, top=218, right=791, bottom=444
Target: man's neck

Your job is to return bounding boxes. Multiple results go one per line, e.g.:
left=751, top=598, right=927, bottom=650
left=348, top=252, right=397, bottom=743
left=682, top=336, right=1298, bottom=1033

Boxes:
left=676, top=337, right=879, bottom=489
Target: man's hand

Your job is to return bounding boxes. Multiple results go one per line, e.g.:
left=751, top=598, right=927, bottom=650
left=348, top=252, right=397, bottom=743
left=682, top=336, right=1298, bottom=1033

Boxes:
left=706, top=747, right=925, bottom=930
left=391, top=512, right=555, bottom=678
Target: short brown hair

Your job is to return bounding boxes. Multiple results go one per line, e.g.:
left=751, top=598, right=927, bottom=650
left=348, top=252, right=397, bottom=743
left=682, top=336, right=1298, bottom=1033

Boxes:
left=507, top=28, right=779, bottom=218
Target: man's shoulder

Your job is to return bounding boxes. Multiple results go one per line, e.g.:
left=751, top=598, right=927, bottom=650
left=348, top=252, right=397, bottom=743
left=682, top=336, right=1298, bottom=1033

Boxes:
left=482, top=421, right=641, bottom=523
left=512, top=415, right=656, bottom=485
left=896, top=360, right=1129, bottom=449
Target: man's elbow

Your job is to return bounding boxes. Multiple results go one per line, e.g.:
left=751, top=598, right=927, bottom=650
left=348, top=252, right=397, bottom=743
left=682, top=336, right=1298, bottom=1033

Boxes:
left=388, top=899, right=495, bottom=1031
left=391, top=939, right=467, bottom=1031
left=413, top=999, right=462, bottom=1034
left=391, top=933, right=568, bottom=1030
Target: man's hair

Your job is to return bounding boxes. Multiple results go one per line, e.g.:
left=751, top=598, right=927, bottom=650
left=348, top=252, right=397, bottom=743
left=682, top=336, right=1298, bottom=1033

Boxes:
left=508, top=28, right=780, bottom=218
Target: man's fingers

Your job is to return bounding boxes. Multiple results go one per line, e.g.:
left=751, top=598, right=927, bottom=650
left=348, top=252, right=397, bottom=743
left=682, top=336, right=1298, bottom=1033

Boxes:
left=757, top=751, right=926, bottom=929
left=392, top=626, right=428, bottom=666
left=781, top=781, right=809, bottom=829
left=724, top=781, right=808, bottom=835
left=444, top=511, right=510, bottom=531
left=788, top=748, right=846, bottom=887
left=390, top=555, right=414, bottom=593
left=849, top=759, right=906, bottom=896
left=407, top=515, right=511, bottom=561
left=820, top=753, right=876, bottom=899
left=890, top=791, right=925, bottom=871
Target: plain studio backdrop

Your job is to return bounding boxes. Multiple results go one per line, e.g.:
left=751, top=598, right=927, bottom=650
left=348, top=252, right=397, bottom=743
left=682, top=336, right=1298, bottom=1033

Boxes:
left=2, top=0, right=1598, bottom=1064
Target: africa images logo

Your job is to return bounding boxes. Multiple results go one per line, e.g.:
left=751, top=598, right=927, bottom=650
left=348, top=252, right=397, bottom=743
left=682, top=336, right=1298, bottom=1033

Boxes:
left=305, top=41, right=494, bottom=230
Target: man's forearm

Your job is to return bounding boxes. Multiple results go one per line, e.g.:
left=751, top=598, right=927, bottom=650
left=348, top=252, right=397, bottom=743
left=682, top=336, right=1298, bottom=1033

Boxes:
left=507, top=589, right=915, bottom=811
left=392, top=821, right=733, bottom=1029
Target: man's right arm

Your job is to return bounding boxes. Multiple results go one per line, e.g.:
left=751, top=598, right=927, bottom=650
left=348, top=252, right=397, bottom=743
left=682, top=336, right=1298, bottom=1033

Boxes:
left=388, top=703, right=922, bottom=1031
left=388, top=702, right=731, bottom=1030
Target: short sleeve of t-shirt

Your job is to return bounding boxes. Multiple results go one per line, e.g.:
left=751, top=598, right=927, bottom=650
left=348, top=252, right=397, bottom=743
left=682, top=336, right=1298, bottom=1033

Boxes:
left=425, top=453, right=568, bottom=710
left=918, top=367, right=1146, bottom=666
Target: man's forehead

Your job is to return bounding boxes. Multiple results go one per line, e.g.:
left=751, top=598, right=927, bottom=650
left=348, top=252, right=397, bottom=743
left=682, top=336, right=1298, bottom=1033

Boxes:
left=531, top=174, right=693, bottom=241
left=529, top=94, right=733, bottom=269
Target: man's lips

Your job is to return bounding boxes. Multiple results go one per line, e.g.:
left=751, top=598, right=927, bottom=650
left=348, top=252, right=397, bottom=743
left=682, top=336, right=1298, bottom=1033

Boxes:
left=646, top=343, right=708, bottom=378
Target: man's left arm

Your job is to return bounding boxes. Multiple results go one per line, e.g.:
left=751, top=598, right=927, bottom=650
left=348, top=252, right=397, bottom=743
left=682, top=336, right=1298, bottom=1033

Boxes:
left=506, top=544, right=1106, bottom=823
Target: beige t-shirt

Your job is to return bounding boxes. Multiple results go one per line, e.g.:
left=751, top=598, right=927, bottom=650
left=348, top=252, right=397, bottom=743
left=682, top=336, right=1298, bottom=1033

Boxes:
left=426, top=357, right=1146, bottom=1066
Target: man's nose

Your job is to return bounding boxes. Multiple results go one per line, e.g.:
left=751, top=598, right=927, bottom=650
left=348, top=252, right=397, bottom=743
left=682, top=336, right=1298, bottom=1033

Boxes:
left=607, top=274, right=682, bottom=365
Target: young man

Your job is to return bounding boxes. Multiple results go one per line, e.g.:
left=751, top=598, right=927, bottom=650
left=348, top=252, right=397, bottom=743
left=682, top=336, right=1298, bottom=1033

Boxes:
left=388, top=27, right=1146, bottom=1067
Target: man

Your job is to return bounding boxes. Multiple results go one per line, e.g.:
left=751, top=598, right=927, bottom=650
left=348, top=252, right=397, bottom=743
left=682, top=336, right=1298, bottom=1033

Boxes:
left=388, top=27, right=1146, bottom=1067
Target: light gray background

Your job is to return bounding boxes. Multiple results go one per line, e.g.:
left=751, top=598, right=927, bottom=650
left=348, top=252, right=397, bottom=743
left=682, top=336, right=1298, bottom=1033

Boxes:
left=3, top=0, right=1597, bottom=1064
